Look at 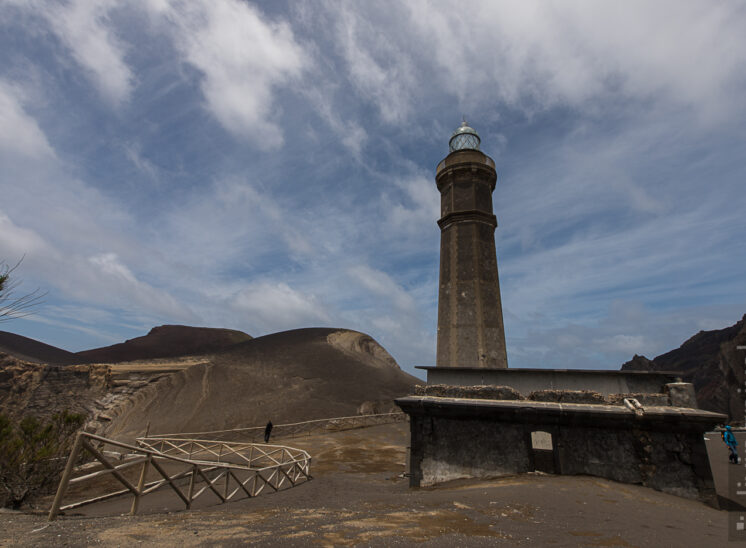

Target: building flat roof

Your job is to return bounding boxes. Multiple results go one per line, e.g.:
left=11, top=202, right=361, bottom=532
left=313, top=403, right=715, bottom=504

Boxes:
left=415, top=366, right=681, bottom=376
left=395, top=395, right=725, bottom=430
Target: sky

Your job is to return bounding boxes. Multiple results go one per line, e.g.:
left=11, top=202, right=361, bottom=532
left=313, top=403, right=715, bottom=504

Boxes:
left=1, top=0, right=745, bottom=379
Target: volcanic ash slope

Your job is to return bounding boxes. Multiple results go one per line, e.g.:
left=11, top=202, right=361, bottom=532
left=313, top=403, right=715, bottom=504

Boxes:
left=103, top=328, right=420, bottom=439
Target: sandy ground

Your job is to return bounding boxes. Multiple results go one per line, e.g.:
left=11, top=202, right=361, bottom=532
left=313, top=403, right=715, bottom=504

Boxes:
left=0, top=423, right=737, bottom=547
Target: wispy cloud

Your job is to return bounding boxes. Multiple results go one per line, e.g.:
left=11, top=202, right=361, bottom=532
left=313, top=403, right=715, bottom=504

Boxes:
left=144, top=0, right=306, bottom=148
left=37, top=0, right=134, bottom=106
left=0, top=1, right=744, bottom=378
left=230, top=280, right=331, bottom=334
left=315, top=1, right=746, bottom=124
left=0, top=80, right=55, bottom=158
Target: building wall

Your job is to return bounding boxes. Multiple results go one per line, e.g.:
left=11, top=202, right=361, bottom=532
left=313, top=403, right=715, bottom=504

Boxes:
left=556, top=427, right=711, bottom=500
left=423, top=368, right=679, bottom=397
left=410, top=415, right=530, bottom=487
left=401, top=397, right=721, bottom=507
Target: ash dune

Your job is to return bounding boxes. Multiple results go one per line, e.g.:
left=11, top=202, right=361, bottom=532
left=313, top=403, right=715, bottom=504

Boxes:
left=0, top=331, right=82, bottom=365
left=102, top=328, right=420, bottom=440
left=0, top=324, right=252, bottom=366
left=0, top=326, right=419, bottom=440
left=77, top=325, right=253, bottom=363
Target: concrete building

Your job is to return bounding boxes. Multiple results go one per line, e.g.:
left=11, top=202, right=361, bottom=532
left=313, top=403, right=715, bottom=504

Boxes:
left=436, top=122, right=508, bottom=369
left=397, top=122, right=725, bottom=507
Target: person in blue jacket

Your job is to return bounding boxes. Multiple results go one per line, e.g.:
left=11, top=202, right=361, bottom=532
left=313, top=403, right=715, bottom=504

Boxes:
left=724, top=425, right=739, bottom=464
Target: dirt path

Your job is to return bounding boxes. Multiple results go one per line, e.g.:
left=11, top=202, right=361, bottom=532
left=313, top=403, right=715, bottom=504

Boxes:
left=0, top=423, right=730, bottom=547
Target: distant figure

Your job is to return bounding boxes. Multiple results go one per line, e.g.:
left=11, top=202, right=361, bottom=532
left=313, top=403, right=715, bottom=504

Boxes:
left=264, top=420, right=273, bottom=443
left=723, top=425, right=739, bottom=464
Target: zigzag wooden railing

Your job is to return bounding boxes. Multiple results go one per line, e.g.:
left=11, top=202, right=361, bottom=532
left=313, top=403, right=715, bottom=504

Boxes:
left=48, top=432, right=311, bottom=521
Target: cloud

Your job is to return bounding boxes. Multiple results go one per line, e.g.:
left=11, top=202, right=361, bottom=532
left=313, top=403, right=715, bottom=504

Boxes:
left=84, top=252, right=192, bottom=320
left=230, top=281, right=330, bottom=333
left=1, top=0, right=743, bottom=376
left=0, top=210, right=191, bottom=324
left=0, top=212, right=48, bottom=258
left=146, top=0, right=306, bottom=148
left=123, top=143, right=160, bottom=182
left=154, top=177, right=319, bottom=285
left=0, top=80, right=55, bottom=158
left=509, top=300, right=746, bottom=370
left=317, top=1, right=746, bottom=124
left=386, top=175, right=440, bottom=234
left=348, top=265, right=417, bottom=314
left=593, top=334, right=650, bottom=355
left=41, top=0, right=134, bottom=106
left=331, top=5, right=417, bottom=125
left=303, top=85, right=368, bottom=156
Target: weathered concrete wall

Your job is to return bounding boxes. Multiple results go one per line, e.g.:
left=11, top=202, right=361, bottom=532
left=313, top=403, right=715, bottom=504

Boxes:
left=422, top=368, right=679, bottom=397
left=410, top=415, right=530, bottom=486
left=397, top=396, right=724, bottom=506
left=556, top=427, right=712, bottom=500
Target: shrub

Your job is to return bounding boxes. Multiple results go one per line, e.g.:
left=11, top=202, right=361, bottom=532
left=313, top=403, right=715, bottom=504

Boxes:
left=0, top=411, right=85, bottom=509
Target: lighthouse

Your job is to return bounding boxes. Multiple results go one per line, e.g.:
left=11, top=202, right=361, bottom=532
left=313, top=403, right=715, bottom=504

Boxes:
left=435, top=121, right=508, bottom=369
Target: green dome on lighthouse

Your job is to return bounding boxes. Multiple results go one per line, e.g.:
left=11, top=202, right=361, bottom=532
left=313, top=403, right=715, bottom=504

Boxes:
left=449, top=120, right=481, bottom=152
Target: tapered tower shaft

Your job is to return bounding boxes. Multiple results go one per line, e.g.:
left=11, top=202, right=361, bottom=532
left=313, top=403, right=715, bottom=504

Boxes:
left=435, top=123, right=508, bottom=368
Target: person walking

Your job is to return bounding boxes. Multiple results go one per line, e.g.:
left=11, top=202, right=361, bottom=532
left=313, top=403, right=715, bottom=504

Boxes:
left=264, top=420, right=273, bottom=443
left=724, top=425, right=739, bottom=464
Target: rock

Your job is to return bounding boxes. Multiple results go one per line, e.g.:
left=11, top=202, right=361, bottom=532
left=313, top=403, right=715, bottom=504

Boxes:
left=620, top=354, right=654, bottom=371
left=664, top=383, right=698, bottom=408
left=608, top=393, right=671, bottom=407
left=528, top=390, right=605, bottom=404
left=327, top=331, right=400, bottom=370
left=414, top=384, right=523, bottom=400
left=0, top=355, right=112, bottom=423
left=357, top=400, right=400, bottom=415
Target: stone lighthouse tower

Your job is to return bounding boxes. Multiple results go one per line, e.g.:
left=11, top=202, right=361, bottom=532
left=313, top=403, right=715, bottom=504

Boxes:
left=435, top=121, right=508, bottom=369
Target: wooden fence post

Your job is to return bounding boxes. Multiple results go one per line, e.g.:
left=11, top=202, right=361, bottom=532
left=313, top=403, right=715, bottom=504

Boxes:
left=130, top=455, right=151, bottom=515
left=48, top=431, right=85, bottom=521
left=186, top=465, right=197, bottom=509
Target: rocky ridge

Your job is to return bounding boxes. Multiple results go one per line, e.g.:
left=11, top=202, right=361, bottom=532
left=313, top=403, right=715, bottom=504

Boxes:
left=621, top=314, right=746, bottom=422
left=76, top=325, right=252, bottom=363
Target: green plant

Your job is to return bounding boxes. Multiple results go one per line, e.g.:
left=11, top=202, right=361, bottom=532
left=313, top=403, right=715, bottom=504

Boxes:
left=0, top=411, right=85, bottom=509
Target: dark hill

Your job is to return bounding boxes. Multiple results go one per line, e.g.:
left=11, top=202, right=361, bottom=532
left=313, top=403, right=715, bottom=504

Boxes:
left=103, top=327, right=420, bottom=440
left=0, top=330, right=83, bottom=365
left=621, top=314, right=746, bottom=422
left=77, top=325, right=252, bottom=363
